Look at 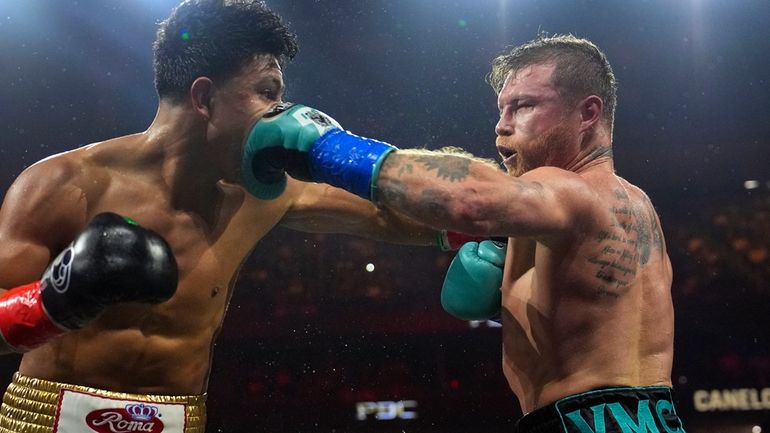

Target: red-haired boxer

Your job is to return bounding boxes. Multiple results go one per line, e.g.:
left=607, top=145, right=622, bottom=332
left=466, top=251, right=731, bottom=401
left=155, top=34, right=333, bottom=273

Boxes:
left=241, top=35, right=687, bottom=433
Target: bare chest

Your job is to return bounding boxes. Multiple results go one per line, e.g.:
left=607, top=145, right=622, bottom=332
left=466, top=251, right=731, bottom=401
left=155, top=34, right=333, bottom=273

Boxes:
left=83, top=179, right=282, bottom=331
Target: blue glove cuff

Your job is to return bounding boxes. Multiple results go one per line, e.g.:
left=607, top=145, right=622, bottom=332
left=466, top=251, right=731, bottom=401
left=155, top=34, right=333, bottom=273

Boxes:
left=309, top=129, right=397, bottom=200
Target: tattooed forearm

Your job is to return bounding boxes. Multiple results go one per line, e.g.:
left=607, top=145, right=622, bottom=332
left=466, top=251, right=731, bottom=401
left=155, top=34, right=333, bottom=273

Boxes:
left=420, top=189, right=453, bottom=221
left=413, top=155, right=471, bottom=182
left=377, top=178, right=409, bottom=208
left=375, top=150, right=504, bottom=231
left=377, top=152, right=476, bottom=220
left=396, top=163, right=414, bottom=177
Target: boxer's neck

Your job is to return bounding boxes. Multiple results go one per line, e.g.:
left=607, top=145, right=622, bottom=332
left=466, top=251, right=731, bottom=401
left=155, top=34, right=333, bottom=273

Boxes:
left=138, top=101, right=225, bottom=214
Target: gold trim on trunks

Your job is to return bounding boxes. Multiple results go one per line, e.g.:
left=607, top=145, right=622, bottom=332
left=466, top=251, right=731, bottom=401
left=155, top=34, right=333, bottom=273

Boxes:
left=0, top=372, right=206, bottom=433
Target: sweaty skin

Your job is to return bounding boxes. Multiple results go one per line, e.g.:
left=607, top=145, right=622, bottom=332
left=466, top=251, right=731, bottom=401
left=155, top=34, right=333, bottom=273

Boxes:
left=373, top=63, right=674, bottom=414
left=499, top=172, right=673, bottom=412
left=0, top=56, right=435, bottom=394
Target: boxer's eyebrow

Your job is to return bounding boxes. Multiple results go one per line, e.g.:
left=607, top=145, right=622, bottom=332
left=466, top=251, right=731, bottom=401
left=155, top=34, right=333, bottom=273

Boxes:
left=255, top=76, right=285, bottom=99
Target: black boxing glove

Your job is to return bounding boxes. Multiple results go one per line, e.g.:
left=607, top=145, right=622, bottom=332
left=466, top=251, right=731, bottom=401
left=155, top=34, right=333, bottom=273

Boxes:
left=0, top=212, right=177, bottom=351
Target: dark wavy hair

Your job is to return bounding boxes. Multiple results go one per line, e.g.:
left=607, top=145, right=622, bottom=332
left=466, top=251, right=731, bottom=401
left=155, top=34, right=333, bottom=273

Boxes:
left=153, top=0, right=298, bottom=101
left=487, top=34, right=618, bottom=135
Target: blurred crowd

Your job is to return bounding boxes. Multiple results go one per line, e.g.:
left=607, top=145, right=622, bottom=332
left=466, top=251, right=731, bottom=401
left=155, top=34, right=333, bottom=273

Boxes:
left=667, top=191, right=770, bottom=297
left=664, top=190, right=770, bottom=396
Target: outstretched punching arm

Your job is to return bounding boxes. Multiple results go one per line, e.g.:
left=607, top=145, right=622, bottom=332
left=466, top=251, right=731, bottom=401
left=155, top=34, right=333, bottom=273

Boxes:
left=242, top=103, right=592, bottom=240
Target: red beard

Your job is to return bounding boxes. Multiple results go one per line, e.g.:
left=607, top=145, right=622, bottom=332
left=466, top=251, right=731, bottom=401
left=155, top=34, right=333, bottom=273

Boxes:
left=509, top=122, right=576, bottom=177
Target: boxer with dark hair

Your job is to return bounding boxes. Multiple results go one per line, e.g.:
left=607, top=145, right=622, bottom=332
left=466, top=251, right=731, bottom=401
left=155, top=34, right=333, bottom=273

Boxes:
left=0, top=1, right=472, bottom=432
left=244, top=34, right=686, bottom=433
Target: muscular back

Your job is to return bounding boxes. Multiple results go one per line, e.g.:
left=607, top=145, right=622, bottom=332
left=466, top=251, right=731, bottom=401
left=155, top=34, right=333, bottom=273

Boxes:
left=500, top=168, right=673, bottom=413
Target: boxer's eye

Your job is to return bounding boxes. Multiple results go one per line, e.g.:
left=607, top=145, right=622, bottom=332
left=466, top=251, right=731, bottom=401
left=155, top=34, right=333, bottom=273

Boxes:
left=259, top=89, right=278, bottom=101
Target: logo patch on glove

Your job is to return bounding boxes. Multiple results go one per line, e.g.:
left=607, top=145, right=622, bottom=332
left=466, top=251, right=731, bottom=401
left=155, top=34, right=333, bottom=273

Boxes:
left=291, top=106, right=342, bottom=135
left=43, top=247, right=74, bottom=294
left=304, top=109, right=336, bottom=128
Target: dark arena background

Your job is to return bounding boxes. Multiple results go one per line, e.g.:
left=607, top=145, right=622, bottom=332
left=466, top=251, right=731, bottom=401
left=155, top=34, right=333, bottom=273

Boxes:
left=1, top=1, right=769, bottom=432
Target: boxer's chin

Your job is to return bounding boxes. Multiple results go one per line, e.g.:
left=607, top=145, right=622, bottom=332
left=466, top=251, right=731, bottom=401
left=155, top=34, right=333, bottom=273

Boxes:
left=502, top=155, right=514, bottom=176
left=505, top=163, right=521, bottom=177
left=509, top=156, right=528, bottom=178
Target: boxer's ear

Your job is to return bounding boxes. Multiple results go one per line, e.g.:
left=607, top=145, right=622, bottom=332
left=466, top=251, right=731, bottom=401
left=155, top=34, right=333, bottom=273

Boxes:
left=190, top=77, right=213, bottom=121
left=578, top=95, right=603, bottom=133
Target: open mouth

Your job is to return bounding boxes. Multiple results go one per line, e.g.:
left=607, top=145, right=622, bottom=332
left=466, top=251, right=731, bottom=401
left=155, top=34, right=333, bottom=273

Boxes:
left=497, top=146, right=517, bottom=166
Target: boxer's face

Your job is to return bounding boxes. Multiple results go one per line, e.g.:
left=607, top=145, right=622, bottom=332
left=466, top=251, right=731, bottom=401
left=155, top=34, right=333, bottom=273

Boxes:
left=205, top=55, right=285, bottom=182
left=494, top=63, right=581, bottom=176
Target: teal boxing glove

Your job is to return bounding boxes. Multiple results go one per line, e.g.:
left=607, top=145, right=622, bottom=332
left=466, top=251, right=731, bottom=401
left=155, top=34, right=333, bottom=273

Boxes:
left=441, top=240, right=506, bottom=321
left=241, top=102, right=341, bottom=199
left=241, top=102, right=396, bottom=200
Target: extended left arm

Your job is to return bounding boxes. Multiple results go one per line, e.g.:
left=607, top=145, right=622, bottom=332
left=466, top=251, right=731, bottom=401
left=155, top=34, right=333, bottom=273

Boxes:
left=374, top=151, right=522, bottom=236
left=242, top=103, right=578, bottom=238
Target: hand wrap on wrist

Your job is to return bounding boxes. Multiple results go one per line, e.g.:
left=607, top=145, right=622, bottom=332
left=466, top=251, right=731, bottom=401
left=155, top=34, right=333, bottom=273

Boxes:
left=309, top=129, right=396, bottom=201
left=0, top=282, right=66, bottom=352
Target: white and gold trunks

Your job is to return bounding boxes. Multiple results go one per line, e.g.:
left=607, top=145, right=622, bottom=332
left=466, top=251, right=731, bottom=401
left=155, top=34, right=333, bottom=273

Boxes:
left=0, top=372, right=206, bottom=433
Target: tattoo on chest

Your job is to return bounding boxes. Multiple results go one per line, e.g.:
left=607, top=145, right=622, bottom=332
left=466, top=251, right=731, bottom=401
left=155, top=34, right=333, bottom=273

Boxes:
left=587, top=189, right=665, bottom=297
left=413, top=155, right=471, bottom=182
left=589, top=231, right=636, bottom=298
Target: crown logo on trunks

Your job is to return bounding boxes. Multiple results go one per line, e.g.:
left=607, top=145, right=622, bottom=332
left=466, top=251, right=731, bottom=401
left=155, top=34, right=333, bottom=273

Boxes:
left=125, top=403, right=159, bottom=421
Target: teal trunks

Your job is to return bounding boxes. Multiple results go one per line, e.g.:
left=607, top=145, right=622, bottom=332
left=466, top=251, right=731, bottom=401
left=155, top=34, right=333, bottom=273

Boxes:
left=515, top=386, right=687, bottom=433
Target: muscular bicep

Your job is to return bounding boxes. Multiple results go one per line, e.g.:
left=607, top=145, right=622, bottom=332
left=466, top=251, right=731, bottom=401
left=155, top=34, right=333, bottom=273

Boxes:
left=0, top=159, right=88, bottom=289
left=427, top=167, right=590, bottom=239
left=279, top=178, right=437, bottom=246
left=491, top=168, right=593, bottom=239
